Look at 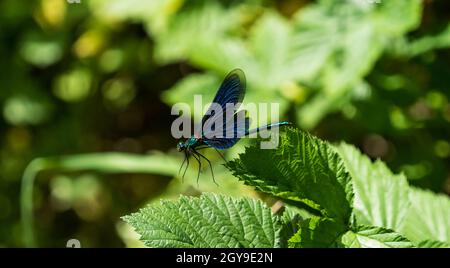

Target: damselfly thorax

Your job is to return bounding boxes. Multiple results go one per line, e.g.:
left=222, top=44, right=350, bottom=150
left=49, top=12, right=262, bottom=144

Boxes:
left=176, top=69, right=290, bottom=184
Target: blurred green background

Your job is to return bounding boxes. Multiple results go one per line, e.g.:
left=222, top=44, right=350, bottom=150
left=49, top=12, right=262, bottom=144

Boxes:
left=0, top=0, right=449, bottom=247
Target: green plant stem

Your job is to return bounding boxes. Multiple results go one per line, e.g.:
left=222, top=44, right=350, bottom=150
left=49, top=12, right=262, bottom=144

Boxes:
left=20, top=153, right=180, bottom=247
left=21, top=158, right=50, bottom=247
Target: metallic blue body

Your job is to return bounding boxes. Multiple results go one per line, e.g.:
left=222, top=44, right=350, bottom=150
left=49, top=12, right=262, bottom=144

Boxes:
left=176, top=69, right=290, bottom=183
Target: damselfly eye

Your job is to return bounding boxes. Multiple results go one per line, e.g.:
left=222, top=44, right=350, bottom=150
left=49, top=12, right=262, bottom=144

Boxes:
left=177, top=142, right=184, bottom=152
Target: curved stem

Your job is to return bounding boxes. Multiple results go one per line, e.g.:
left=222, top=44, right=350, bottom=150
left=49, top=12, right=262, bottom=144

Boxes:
left=20, top=158, right=51, bottom=247
left=19, top=152, right=182, bottom=247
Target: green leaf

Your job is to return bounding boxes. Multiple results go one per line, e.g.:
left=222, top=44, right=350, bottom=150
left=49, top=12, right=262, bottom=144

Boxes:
left=417, top=240, right=450, bottom=248
left=249, top=12, right=294, bottom=88
left=288, top=216, right=347, bottom=248
left=246, top=12, right=328, bottom=90
left=295, top=0, right=422, bottom=128
left=161, top=72, right=220, bottom=121
left=21, top=152, right=185, bottom=246
left=400, top=187, right=450, bottom=243
left=100, top=0, right=425, bottom=130
left=150, top=2, right=240, bottom=64
left=335, top=143, right=450, bottom=245
left=89, top=0, right=182, bottom=27
left=226, top=127, right=354, bottom=223
left=340, top=225, right=414, bottom=248
left=123, top=193, right=282, bottom=248
left=374, top=0, right=422, bottom=35
left=404, top=23, right=450, bottom=57
left=279, top=206, right=303, bottom=247
left=336, top=143, right=410, bottom=231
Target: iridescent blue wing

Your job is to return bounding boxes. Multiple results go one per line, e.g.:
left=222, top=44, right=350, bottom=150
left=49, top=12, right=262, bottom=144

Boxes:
left=203, top=110, right=250, bottom=149
left=204, top=138, right=239, bottom=150
left=200, top=69, right=246, bottom=127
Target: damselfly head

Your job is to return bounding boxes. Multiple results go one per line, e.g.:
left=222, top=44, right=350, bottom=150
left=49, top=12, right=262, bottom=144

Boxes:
left=177, top=141, right=186, bottom=152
